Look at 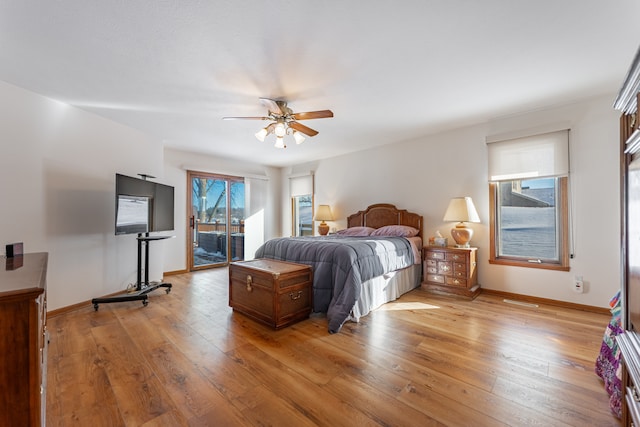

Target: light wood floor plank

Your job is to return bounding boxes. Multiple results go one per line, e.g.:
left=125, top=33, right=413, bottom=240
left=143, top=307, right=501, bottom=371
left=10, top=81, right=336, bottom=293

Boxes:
left=46, top=267, right=621, bottom=426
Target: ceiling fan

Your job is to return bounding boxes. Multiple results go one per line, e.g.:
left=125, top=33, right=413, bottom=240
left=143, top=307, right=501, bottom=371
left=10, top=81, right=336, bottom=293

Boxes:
left=223, top=98, right=334, bottom=148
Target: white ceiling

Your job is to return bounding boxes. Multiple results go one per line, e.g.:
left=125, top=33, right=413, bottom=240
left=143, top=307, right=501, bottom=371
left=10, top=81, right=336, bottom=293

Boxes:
left=1, top=1, right=639, bottom=167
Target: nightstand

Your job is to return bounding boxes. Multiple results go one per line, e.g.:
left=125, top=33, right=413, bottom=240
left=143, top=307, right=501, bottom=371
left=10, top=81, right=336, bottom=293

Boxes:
left=422, top=246, right=480, bottom=299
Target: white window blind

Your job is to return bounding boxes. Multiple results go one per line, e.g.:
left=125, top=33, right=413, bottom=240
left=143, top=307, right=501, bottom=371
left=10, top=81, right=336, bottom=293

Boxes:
left=289, top=174, right=314, bottom=197
left=487, top=129, right=570, bottom=181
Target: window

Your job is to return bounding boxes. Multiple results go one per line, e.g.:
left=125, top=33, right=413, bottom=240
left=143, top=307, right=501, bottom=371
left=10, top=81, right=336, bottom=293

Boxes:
left=487, top=130, right=570, bottom=271
left=187, top=171, right=245, bottom=270
left=289, top=174, right=314, bottom=237
left=292, top=195, right=313, bottom=236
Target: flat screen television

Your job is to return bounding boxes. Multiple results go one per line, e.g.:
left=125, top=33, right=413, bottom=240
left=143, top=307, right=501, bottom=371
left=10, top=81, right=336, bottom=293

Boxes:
left=115, top=173, right=175, bottom=235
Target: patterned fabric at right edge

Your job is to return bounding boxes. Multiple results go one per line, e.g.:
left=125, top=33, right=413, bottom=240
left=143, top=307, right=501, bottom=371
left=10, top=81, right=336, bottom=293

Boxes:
left=595, top=290, right=623, bottom=418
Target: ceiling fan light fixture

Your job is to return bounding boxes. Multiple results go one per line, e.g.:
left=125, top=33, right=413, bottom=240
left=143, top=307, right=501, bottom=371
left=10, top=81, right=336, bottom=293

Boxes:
left=293, top=131, right=306, bottom=144
left=255, top=127, right=269, bottom=142
left=274, top=122, right=287, bottom=137
left=226, top=98, right=333, bottom=149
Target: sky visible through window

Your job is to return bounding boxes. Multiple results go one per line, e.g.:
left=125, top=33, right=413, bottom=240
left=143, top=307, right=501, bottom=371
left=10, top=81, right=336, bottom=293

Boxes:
left=522, top=178, right=554, bottom=189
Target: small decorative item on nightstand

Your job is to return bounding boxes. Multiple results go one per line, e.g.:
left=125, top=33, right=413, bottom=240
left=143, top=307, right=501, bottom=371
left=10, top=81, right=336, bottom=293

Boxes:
left=422, top=246, right=480, bottom=299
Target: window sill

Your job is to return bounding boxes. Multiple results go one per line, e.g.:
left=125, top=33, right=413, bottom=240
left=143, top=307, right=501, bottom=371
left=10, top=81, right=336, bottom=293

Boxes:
left=489, top=258, right=570, bottom=272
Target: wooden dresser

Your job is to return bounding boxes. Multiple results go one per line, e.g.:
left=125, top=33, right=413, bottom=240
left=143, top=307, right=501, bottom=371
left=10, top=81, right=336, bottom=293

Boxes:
left=229, top=259, right=312, bottom=329
left=0, top=252, right=48, bottom=427
left=422, top=246, right=480, bottom=299
left=615, top=43, right=640, bottom=426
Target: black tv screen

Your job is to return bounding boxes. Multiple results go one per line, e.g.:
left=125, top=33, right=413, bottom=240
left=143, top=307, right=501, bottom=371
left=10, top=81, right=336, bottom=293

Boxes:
left=115, top=173, right=175, bottom=235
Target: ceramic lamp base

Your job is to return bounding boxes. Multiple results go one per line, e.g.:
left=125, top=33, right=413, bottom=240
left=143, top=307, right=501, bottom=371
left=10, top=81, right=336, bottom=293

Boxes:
left=450, top=224, right=473, bottom=247
left=318, top=222, right=329, bottom=236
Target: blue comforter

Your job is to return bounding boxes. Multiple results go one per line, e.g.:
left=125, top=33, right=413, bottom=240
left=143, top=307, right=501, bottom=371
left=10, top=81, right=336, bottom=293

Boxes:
left=254, top=235, right=415, bottom=333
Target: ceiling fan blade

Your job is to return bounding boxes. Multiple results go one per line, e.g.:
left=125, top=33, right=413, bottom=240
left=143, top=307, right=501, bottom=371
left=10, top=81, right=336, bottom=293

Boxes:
left=289, top=121, right=319, bottom=137
left=259, top=98, right=284, bottom=115
left=291, top=110, right=334, bottom=120
left=222, top=116, right=271, bottom=120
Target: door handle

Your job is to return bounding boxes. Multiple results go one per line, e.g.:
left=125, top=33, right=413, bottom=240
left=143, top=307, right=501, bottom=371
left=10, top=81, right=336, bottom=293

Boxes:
left=190, top=216, right=195, bottom=229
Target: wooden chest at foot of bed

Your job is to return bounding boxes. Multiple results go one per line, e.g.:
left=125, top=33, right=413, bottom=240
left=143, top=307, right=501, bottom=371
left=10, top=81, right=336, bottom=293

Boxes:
left=229, top=259, right=313, bottom=329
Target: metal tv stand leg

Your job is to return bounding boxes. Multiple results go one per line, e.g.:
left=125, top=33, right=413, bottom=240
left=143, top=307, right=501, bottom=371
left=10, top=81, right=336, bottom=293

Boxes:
left=91, top=232, right=172, bottom=310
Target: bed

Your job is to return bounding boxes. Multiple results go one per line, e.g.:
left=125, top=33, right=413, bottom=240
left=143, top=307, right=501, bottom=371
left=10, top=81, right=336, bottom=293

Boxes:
left=254, top=203, right=423, bottom=333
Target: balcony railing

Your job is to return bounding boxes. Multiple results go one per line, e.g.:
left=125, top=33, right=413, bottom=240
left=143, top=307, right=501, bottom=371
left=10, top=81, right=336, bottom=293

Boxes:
left=197, top=221, right=244, bottom=234
left=194, top=220, right=245, bottom=264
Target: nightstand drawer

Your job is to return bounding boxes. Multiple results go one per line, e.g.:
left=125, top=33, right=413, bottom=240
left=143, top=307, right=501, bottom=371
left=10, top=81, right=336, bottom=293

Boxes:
left=426, top=266, right=438, bottom=274
left=446, top=277, right=467, bottom=287
left=447, top=252, right=466, bottom=262
left=453, top=262, right=467, bottom=272
left=437, top=261, right=452, bottom=275
left=453, top=270, right=466, bottom=278
left=426, top=274, right=445, bottom=284
left=426, top=250, right=445, bottom=260
left=426, top=259, right=437, bottom=268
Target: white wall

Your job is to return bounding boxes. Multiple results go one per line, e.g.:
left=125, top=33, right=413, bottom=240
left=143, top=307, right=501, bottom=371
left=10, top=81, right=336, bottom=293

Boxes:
left=0, top=77, right=620, bottom=311
left=162, top=148, right=282, bottom=272
left=304, top=94, right=620, bottom=308
left=0, top=81, right=165, bottom=311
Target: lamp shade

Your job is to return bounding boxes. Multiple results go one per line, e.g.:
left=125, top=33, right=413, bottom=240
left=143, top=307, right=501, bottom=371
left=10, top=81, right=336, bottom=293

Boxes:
left=313, top=205, right=333, bottom=221
left=255, top=128, right=268, bottom=142
left=443, top=197, right=480, bottom=223
left=274, top=122, right=287, bottom=137
left=293, top=131, right=306, bottom=144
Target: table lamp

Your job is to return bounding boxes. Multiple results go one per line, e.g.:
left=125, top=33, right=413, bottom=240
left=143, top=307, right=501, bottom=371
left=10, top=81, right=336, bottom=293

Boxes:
left=442, top=197, right=480, bottom=247
left=314, top=204, right=333, bottom=236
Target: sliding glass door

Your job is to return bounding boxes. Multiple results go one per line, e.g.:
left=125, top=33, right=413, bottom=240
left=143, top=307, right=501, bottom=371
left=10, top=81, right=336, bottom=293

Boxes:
left=188, top=171, right=245, bottom=270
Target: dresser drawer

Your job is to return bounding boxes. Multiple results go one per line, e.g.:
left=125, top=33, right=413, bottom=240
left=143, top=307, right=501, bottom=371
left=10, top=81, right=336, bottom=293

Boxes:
left=453, top=262, right=467, bottom=272
left=425, top=250, right=445, bottom=260
left=446, top=277, right=467, bottom=287
left=437, top=261, right=452, bottom=275
left=426, top=266, right=438, bottom=274
left=446, top=252, right=466, bottom=262
left=426, top=274, right=445, bottom=284
left=453, top=270, right=467, bottom=279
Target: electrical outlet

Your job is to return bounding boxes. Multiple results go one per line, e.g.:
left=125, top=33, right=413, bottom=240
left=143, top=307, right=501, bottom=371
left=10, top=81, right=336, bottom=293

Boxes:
left=573, top=275, right=584, bottom=293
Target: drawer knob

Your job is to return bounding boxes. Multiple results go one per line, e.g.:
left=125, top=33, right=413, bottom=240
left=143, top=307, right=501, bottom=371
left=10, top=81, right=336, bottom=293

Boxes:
left=289, top=291, right=303, bottom=300
left=246, top=275, right=253, bottom=292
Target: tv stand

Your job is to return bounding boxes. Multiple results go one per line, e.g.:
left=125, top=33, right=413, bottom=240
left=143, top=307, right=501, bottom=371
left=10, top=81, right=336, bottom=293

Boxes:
left=92, top=233, right=173, bottom=310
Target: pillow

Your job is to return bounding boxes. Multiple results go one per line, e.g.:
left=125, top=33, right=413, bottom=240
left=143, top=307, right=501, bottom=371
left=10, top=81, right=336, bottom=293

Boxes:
left=335, top=226, right=375, bottom=236
left=371, top=225, right=419, bottom=237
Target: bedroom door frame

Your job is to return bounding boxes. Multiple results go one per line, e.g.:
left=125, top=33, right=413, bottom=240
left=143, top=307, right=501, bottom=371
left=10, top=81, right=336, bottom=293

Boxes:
left=187, top=170, right=245, bottom=271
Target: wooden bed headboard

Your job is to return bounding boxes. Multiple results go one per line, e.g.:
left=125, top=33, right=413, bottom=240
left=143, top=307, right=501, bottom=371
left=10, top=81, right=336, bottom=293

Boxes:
left=346, top=204, right=423, bottom=239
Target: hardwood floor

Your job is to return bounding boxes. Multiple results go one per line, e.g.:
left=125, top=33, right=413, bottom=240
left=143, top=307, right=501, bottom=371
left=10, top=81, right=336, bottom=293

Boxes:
left=46, top=268, right=621, bottom=426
